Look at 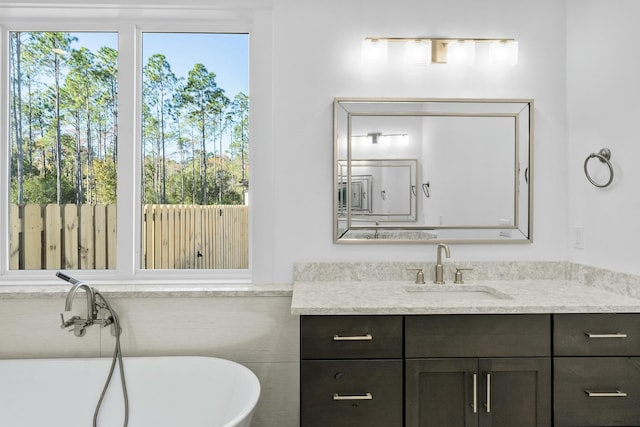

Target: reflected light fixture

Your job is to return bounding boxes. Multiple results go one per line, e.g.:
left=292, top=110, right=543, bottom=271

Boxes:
left=362, top=37, right=518, bottom=66
left=352, top=132, right=409, bottom=144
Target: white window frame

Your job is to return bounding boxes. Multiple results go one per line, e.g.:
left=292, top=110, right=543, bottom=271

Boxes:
left=0, top=5, right=273, bottom=284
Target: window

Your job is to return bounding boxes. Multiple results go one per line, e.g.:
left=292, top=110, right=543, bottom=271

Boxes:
left=141, top=33, right=249, bottom=270
left=2, top=10, right=252, bottom=281
left=8, top=32, right=118, bottom=270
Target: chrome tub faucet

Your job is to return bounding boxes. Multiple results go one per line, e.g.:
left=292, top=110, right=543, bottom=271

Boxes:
left=58, top=271, right=115, bottom=337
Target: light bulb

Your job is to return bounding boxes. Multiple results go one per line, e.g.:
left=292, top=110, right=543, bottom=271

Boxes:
left=488, top=40, right=518, bottom=66
left=362, top=39, right=388, bottom=64
left=403, top=40, right=431, bottom=65
left=447, top=40, right=475, bottom=65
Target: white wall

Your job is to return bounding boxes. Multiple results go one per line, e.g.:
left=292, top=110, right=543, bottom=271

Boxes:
left=0, top=0, right=570, bottom=281
left=271, top=0, right=569, bottom=282
left=567, top=0, right=640, bottom=275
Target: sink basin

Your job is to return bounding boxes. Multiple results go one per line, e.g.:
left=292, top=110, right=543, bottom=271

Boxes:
left=403, top=285, right=512, bottom=301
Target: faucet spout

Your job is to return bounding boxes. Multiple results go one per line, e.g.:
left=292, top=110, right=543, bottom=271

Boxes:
left=64, top=283, right=97, bottom=322
left=434, top=243, right=451, bottom=284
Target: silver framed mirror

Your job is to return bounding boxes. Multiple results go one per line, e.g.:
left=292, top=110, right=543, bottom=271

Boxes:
left=334, top=98, right=534, bottom=243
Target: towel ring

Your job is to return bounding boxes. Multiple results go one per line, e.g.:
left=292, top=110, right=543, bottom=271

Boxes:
left=584, top=148, right=613, bottom=188
left=422, top=182, right=431, bottom=198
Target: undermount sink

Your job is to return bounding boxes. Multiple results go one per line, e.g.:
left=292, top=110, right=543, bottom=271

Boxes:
left=403, top=284, right=512, bottom=301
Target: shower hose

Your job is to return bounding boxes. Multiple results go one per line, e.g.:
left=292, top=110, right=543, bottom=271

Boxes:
left=94, top=290, right=129, bottom=427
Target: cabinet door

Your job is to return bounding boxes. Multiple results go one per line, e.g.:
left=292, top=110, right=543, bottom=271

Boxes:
left=478, top=358, right=551, bottom=427
left=406, top=358, right=479, bottom=427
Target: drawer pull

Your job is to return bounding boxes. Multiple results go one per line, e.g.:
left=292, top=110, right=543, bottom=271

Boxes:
left=585, top=332, right=628, bottom=339
left=585, top=390, right=628, bottom=397
left=333, top=334, right=373, bottom=341
left=472, top=373, right=478, bottom=414
left=333, top=393, right=373, bottom=401
left=486, top=373, right=491, bottom=413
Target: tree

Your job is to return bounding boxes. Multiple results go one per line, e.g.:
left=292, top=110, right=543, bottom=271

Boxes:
left=228, top=92, right=249, bottom=203
left=181, top=63, right=227, bottom=205
left=143, top=54, right=178, bottom=203
left=28, top=32, right=76, bottom=204
left=9, top=32, right=24, bottom=204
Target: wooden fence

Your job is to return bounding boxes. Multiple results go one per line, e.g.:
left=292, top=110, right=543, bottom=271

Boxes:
left=9, top=204, right=248, bottom=270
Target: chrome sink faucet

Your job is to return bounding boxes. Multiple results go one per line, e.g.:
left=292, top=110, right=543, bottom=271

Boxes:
left=434, top=243, right=451, bottom=284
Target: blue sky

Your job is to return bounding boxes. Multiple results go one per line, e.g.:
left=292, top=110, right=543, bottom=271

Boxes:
left=70, top=32, right=249, bottom=98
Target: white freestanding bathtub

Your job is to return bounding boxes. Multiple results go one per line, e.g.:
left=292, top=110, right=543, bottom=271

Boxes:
left=0, top=356, right=260, bottom=427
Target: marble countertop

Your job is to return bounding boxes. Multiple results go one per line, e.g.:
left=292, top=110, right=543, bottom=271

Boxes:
left=290, top=280, right=640, bottom=315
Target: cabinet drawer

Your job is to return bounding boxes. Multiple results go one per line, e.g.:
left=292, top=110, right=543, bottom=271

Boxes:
left=406, top=314, right=551, bottom=358
left=554, top=314, right=640, bottom=356
left=301, top=315, right=403, bottom=359
left=554, top=357, right=640, bottom=426
left=300, top=360, right=403, bottom=427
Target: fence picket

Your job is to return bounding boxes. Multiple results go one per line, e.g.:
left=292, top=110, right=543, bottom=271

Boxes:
left=44, top=204, right=61, bottom=269
left=23, top=205, right=43, bottom=269
left=63, top=205, right=79, bottom=269
left=94, top=205, right=107, bottom=269
left=9, top=204, right=20, bottom=269
left=10, top=203, right=247, bottom=270
left=107, top=204, right=117, bottom=268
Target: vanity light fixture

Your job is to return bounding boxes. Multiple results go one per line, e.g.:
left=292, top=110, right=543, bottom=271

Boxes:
left=403, top=39, right=432, bottom=65
left=362, top=38, right=388, bottom=64
left=488, top=40, right=519, bottom=66
left=362, top=37, right=518, bottom=66
left=446, top=40, right=476, bottom=65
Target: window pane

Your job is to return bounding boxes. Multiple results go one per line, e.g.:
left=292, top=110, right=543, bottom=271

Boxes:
left=8, top=32, right=118, bottom=270
left=141, top=33, right=249, bottom=269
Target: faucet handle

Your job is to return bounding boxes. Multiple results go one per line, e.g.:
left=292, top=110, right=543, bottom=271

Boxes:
left=407, top=268, right=425, bottom=284
left=454, top=267, right=473, bottom=284
left=60, top=313, right=80, bottom=329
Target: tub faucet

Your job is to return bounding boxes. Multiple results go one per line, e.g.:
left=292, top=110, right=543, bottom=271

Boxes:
left=434, top=243, right=451, bottom=284
left=64, top=282, right=98, bottom=322
left=58, top=272, right=98, bottom=337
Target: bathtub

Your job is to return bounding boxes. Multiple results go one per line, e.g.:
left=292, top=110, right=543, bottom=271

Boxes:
left=0, top=356, right=260, bottom=427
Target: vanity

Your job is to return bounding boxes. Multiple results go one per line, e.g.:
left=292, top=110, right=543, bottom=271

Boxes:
left=292, top=276, right=640, bottom=427
left=315, top=96, right=640, bottom=425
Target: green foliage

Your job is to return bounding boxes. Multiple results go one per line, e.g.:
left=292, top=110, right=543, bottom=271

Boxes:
left=9, top=32, right=248, bottom=207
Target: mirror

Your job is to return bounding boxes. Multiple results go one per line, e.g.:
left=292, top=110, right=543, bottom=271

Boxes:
left=338, top=159, right=418, bottom=221
left=334, top=98, right=533, bottom=243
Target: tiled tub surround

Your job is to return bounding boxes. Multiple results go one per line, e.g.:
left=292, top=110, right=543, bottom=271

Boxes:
left=0, top=283, right=298, bottom=427
left=292, top=261, right=640, bottom=315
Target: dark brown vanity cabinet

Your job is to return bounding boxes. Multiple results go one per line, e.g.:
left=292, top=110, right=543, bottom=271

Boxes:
left=300, top=315, right=404, bottom=427
left=553, top=314, right=640, bottom=427
left=300, top=314, right=552, bottom=427
left=405, top=315, right=552, bottom=427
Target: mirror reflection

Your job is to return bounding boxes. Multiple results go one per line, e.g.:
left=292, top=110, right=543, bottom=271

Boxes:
left=334, top=98, right=533, bottom=243
left=338, top=159, right=417, bottom=221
